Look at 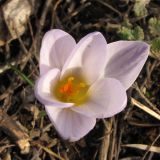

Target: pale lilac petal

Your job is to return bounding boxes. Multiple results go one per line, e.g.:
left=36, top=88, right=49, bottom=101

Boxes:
left=105, top=41, right=149, bottom=89
left=62, top=32, right=107, bottom=84
left=35, top=68, right=73, bottom=108
left=45, top=106, right=96, bottom=142
left=71, top=78, right=127, bottom=118
left=40, top=29, right=76, bottom=75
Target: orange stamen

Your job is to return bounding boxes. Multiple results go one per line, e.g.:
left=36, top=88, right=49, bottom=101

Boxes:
left=59, top=77, right=74, bottom=94
left=53, top=75, right=89, bottom=105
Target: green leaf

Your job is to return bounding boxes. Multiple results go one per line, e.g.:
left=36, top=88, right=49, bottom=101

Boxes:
left=133, top=0, right=149, bottom=17
left=118, top=26, right=144, bottom=40
left=132, top=26, right=144, bottom=40
left=38, top=111, right=47, bottom=118
left=151, top=37, right=160, bottom=55
left=149, top=18, right=160, bottom=36
left=9, top=64, right=34, bottom=87
left=118, top=26, right=134, bottom=40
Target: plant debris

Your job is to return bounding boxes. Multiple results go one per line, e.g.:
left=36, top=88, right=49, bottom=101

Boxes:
left=0, top=0, right=160, bottom=159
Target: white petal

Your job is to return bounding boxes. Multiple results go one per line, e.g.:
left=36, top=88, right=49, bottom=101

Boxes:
left=45, top=106, right=96, bottom=142
left=71, top=78, right=127, bottom=118
left=62, top=32, right=107, bottom=84
left=35, top=68, right=73, bottom=108
left=105, top=41, right=149, bottom=89
left=40, top=29, right=76, bottom=75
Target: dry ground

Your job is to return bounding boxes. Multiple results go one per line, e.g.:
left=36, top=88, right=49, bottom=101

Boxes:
left=0, top=0, right=160, bottom=160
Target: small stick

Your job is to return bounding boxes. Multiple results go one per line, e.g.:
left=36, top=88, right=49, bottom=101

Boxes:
left=131, top=98, right=160, bottom=121
left=134, top=83, right=160, bottom=115
left=99, top=119, right=113, bottom=160
left=95, top=0, right=122, bottom=17
left=0, top=109, right=30, bottom=154
left=142, top=133, right=160, bottom=160
left=108, top=118, right=117, bottom=160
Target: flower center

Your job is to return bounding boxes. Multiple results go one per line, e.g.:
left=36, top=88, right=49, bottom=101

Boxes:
left=53, top=75, right=89, bottom=106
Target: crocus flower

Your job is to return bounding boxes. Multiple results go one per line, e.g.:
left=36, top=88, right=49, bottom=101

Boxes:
left=35, top=29, right=149, bottom=142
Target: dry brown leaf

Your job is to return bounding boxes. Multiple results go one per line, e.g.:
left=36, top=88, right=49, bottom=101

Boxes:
left=0, top=0, right=32, bottom=46
left=30, top=105, right=40, bottom=128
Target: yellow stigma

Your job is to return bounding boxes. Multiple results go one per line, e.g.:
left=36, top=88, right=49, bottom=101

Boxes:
left=53, top=75, right=89, bottom=106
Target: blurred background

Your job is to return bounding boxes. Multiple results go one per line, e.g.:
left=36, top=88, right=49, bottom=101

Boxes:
left=0, top=0, right=160, bottom=160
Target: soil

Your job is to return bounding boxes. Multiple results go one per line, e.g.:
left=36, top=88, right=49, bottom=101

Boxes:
left=0, top=0, right=160, bottom=160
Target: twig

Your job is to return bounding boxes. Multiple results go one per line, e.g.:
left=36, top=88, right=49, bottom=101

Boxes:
left=115, top=119, right=123, bottom=160
left=39, top=0, right=53, bottom=30
left=127, top=119, right=160, bottom=127
left=141, top=61, right=158, bottom=89
left=95, top=0, right=122, bottom=17
left=108, top=118, right=117, bottom=160
left=33, top=142, right=65, bottom=160
left=0, top=144, right=15, bottom=153
left=134, top=83, right=160, bottom=115
left=0, top=109, right=30, bottom=154
left=131, top=98, right=160, bottom=121
left=35, top=0, right=54, bottom=60
left=62, top=2, right=91, bottom=23
left=99, top=119, right=113, bottom=160
left=122, top=144, right=160, bottom=153
left=142, top=133, right=160, bottom=160
left=50, top=0, right=62, bottom=28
